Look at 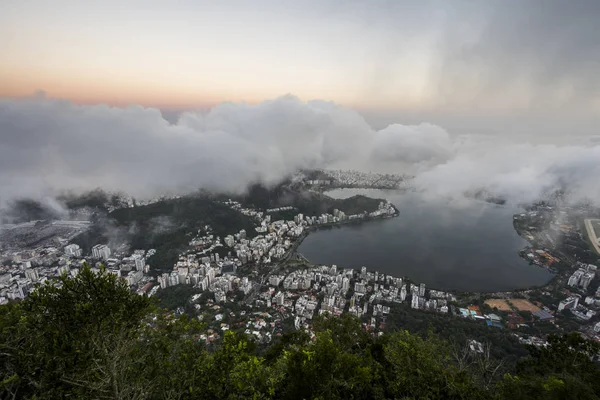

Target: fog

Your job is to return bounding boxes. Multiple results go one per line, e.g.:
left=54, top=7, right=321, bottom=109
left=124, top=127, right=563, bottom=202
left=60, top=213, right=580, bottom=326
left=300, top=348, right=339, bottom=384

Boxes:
left=0, top=94, right=598, bottom=209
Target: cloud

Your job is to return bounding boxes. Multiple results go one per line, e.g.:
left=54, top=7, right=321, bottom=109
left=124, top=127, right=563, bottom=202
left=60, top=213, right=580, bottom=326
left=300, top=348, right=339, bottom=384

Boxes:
left=433, top=0, right=600, bottom=112
left=0, top=95, right=439, bottom=203
left=414, top=141, right=600, bottom=205
left=0, top=95, right=599, bottom=209
left=371, top=123, right=452, bottom=165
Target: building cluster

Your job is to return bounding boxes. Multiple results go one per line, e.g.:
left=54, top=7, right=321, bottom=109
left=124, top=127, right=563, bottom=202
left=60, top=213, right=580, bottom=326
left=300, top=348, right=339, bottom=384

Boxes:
left=555, top=262, right=600, bottom=322
left=153, top=196, right=397, bottom=298
left=224, top=226, right=294, bottom=265
left=91, top=244, right=112, bottom=260
left=313, top=169, right=408, bottom=189
left=220, top=199, right=395, bottom=266
left=0, top=245, right=82, bottom=304
left=513, top=207, right=592, bottom=270
left=191, top=260, right=460, bottom=336
left=0, top=237, right=159, bottom=304
left=512, top=203, right=600, bottom=340
left=567, top=263, right=597, bottom=290
left=558, top=291, right=598, bottom=322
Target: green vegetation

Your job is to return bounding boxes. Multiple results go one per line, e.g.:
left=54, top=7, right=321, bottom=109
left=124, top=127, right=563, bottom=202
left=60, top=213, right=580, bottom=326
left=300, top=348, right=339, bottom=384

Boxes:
left=235, top=183, right=385, bottom=216
left=109, top=195, right=257, bottom=245
left=385, top=305, right=528, bottom=371
left=2, top=267, right=600, bottom=399
left=155, top=284, right=202, bottom=311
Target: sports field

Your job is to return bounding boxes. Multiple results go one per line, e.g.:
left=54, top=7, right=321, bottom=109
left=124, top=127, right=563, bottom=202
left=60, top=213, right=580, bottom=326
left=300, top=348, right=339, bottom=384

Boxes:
left=485, top=298, right=541, bottom=312
left=507, top=299, right=541, bottom=312
left=484, top=299, right=512, bottom=311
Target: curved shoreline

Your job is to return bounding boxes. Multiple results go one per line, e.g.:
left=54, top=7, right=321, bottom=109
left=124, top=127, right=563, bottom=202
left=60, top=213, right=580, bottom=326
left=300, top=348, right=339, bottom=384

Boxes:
left=288, top=202, right=551, bottom=295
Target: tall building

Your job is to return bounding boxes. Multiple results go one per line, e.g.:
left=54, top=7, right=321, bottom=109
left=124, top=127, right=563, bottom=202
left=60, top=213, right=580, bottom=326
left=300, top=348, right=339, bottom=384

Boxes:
left=354, top=282, right=366, bottom=294
left=269, top=275, right=281, bottom=286
left=558, top=296, right=579, bottom=311
left=400, top=284, right=407, bottom=301
left=58, top=265, right=70, bottom=276
left=224, top=235, right=235, bottom=247
left=169, top=273, right=180, bottom=287
left=127, top=270, right=143, bottom=286
left=580, top=272, right=594, bottom=290
left=92, top=244, right=111, bottom=260
left=134, top=256, right=145, bottom=271
left=274, top=291, right=284, bottom=306
left=158, top=273, right=169, bottom=289
left=411, top=295, right=421, bottom=309
left=568, top=269, right=584, bottom=287
left=64, top=244, right=82, bottom=257
left=342, top=277, right=350, bottom=292
left=24, top=268, right=39, bottom=282
left=360, top=266, right=367, bottom=279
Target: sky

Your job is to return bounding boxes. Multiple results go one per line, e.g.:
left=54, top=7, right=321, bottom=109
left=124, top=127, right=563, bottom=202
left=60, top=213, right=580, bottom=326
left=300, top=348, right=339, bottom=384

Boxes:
left=2, top=1, right=599, bottom=122
left=0, top=1, right=599, bottom=209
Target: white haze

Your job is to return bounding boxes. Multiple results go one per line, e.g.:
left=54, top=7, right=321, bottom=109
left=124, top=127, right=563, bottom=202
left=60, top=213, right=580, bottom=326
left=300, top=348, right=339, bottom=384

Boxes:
left=0, top=94, right=599, bottom=207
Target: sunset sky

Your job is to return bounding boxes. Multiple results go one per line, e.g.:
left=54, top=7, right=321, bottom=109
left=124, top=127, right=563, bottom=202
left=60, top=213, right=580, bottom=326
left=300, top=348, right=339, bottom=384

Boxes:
left=2, top=1, right=599, bottom=121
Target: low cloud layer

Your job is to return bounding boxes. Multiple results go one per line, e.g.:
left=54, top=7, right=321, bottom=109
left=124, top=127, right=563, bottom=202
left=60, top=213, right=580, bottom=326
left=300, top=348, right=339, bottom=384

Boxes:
left=414, top=142, right=600, bottom=205
left=0, top=95, right=599, bottom=208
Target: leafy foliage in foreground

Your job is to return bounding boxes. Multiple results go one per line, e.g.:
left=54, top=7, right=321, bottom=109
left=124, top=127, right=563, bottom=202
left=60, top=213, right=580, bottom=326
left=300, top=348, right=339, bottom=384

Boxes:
left=1, top=266, right=599, bottom=399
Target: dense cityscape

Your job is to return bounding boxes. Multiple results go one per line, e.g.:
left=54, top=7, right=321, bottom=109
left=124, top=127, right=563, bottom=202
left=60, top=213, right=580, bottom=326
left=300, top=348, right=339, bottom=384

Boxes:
left=2, top=171, right=599, bottom=354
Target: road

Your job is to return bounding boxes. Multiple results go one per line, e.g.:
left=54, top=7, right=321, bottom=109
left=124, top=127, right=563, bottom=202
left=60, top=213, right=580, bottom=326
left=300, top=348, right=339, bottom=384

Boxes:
left=584, top=219, right=600, bottom=255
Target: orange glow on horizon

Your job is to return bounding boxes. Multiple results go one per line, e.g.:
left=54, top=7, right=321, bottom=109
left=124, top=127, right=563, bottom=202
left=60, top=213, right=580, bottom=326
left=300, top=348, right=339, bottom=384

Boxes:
left=0, top=62, right=433, bottom=112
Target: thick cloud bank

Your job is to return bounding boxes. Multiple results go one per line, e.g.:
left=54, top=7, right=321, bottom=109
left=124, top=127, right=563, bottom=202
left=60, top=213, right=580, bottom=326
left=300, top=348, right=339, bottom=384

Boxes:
left=415, top=142, right=600, bottom=205
left=0, top=95, right=599, bottom=206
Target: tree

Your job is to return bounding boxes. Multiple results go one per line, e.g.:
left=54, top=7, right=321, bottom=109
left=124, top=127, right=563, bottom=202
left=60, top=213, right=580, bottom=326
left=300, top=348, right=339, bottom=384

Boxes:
left=379, top=330, right=489, bottom=399
left=0, top=265, right=153, bottom=398
left=498, top=333, right=600, bottom=400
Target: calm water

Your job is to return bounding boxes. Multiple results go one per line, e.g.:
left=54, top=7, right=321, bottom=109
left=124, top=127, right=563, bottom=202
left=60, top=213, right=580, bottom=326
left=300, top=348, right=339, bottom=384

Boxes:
left=298, top=189, right=552, bottom=292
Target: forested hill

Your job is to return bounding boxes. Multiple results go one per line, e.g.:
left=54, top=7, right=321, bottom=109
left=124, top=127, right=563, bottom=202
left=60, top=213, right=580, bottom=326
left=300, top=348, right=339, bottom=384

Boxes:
left=1, top=266, right=599, bottom=399
left=228, top=182, right=387, bottom=216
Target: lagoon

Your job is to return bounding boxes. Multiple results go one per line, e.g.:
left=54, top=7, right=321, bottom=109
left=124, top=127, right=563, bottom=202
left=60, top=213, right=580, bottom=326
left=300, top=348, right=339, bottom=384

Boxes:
left=297, top=189, right=552, bottom=292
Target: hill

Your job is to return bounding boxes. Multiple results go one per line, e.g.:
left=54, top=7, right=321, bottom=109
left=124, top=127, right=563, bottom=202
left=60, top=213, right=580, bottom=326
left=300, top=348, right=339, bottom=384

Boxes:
left=230, top=182, right=387, bottom=216
left=72, top=195, right=257, bottom=273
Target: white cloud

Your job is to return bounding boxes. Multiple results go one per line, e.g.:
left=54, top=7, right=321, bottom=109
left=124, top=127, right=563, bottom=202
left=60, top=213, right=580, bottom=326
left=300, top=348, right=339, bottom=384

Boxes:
left=414, top=142, right=600, bottom=205
left=0, top=95, right=598, bottom=207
